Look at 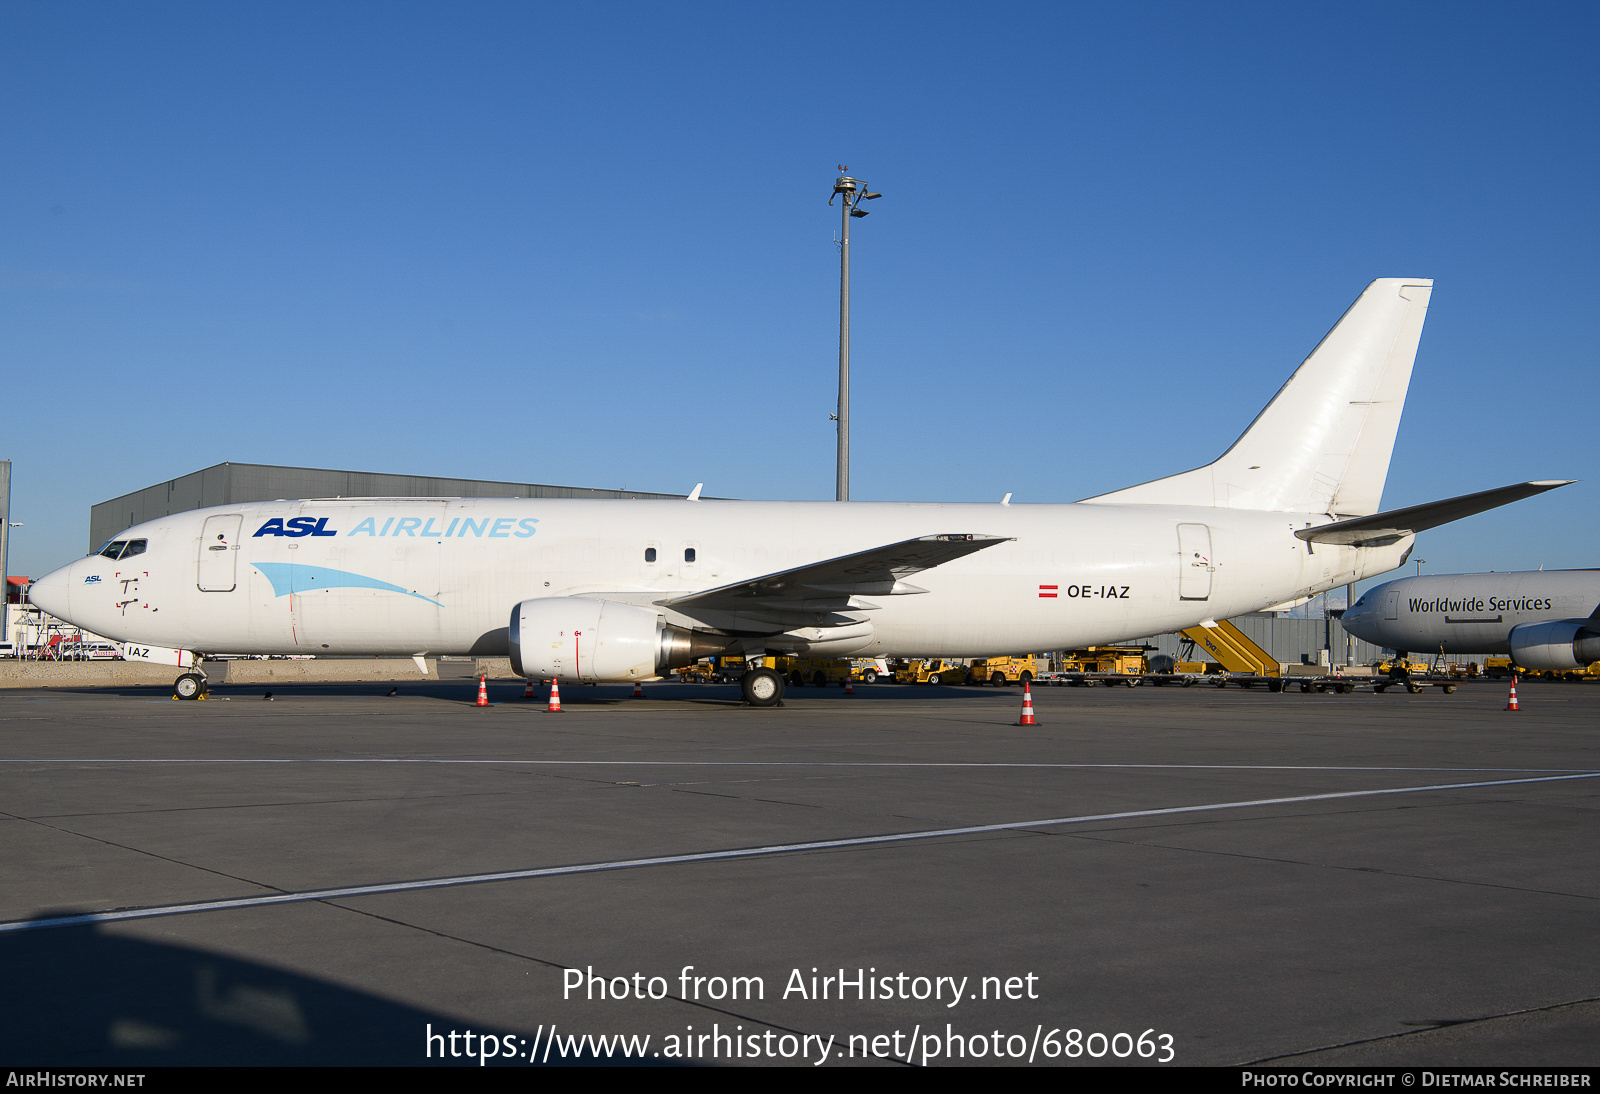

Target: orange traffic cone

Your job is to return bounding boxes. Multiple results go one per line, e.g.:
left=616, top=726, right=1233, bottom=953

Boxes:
left=523, top=678, right=535, bottom=700
left=632, top=680, right=643, bottom=698
left=844, top=679, right=854, bottom=695
left=1505, top=674, right=1519, bottom=711
left=547, top=679, right=563, bottom=713
left=1017, top=681, right=1037, bottom=725
left=475, top=674, right=489, bottom=707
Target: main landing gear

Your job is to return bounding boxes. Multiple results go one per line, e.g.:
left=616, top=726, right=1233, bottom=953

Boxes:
left=741, top=667, right=785, bottom=708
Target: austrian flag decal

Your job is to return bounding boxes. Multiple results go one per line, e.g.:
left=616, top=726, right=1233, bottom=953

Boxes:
left=1039, top=585, right=1058, bottom=598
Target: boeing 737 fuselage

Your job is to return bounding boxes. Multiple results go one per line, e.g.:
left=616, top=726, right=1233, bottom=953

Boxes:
left=27, top=279, right=1573, bottom=704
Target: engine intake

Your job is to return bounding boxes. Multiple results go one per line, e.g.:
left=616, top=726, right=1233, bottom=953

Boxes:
left=508, top=597, right=729, bottom=682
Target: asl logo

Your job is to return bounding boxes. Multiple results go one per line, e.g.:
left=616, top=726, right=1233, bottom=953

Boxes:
left=84, top=575, right=102, bottom=584
left=253, top=518, right=338, bottom=538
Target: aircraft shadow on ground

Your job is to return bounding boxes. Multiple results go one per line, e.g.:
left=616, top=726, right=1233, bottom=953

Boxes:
left=63, top=681, right=1021, bottom=704
left=0, top=918, right=659, bottom=1066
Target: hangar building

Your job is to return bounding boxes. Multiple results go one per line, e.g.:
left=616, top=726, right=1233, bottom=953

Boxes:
left=91, top=462, right=694, bottom=551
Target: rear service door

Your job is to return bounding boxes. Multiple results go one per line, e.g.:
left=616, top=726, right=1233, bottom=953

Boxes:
left=198, top=514, right=243, bottom=591
left=1177, top=523, right=1213, bottom=601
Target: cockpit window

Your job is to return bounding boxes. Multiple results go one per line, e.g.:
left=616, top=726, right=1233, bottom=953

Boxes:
left=97, top=539, right=147, bottom=560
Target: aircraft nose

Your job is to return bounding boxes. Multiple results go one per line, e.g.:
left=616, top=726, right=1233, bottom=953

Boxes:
left=1342, top=603, right=1375, bottom=642
left=27, top=561, right=74, bottom=621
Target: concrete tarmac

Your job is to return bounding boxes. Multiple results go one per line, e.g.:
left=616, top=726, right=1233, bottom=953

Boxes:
left=1, top=675, right=1597, bottom=1067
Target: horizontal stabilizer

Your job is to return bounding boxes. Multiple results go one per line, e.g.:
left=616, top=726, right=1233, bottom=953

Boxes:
left=660, top=534, right=1012, bottom=616
left=1295, top=480, right=1573, bottom=547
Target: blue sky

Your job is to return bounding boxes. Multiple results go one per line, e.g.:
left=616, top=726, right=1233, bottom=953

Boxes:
left=4, top=1, right=1596, bottom=586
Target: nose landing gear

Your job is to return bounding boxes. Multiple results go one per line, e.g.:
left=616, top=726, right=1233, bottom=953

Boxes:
left=173, top=671, right=209, bottom=700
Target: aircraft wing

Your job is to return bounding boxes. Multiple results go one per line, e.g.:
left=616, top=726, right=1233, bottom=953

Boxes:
left=1296, top=480, right=1574, bottom=547
left=658, top=533, right=1012, bottom=626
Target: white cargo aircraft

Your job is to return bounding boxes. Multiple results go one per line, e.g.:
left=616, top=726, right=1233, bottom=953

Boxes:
left=1343, top=570, right=1600, bottom=670
left=29, top=279, right=1572, bottom=704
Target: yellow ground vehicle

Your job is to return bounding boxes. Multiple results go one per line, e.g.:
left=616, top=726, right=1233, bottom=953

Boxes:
left=1486, top=656, right=1599, bottom=682
left=969, top=655, right=1039, bottom=686
left=1372, top=656, right=1430, bottom=677
left=778, top=657, right=886, bottom=686
left=892, top=658, right=970, bottom=685
left=1057, top=647, right=1147, bottom=676
left=675, top=659, right=719, bottom=683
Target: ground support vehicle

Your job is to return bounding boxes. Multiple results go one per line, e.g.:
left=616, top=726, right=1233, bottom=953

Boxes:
left=1482, top=655, right=1598, bottom=683
left=1373, top=656, right=1431, bottom=677
left=1371, top=674, right=1462, bottom=694
left=1041, top=646, right=1152, bottom=685
left=891, top=658, right=970, bottom=686
left=674, top=659, right=718, bottom=683
left=712, top=655, right=787, bottom=684
left=968, top=655, right=1039, bottom=686
left=778, top=657, right=887, bottom=686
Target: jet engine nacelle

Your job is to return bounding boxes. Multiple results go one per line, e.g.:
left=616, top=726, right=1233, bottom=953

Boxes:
left=1508, top=620, right=1600, bottom=672
left=508, top=597, right=728, bottom=682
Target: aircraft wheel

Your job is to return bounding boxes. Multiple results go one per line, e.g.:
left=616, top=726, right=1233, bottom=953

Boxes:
left=742, top=668, right=784, bottom=707
left=174, top=673, right=207, bottom=700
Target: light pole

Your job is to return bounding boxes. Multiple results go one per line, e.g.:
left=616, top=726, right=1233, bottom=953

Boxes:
left=830, top=167, right=880, bottom=501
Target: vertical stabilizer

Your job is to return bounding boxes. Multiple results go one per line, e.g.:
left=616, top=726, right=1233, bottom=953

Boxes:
left=1082, top=278, right=1432, bottom=516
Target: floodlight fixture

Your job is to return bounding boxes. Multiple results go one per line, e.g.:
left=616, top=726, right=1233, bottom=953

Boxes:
left=829, top=166, right=883, bottom=502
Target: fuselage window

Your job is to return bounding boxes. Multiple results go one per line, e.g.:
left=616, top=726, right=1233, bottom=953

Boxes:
left=684, top=548, right=696, bottom=563
left=645, top=547, right=657, bottom=563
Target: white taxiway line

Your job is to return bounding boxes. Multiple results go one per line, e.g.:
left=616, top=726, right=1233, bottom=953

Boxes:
left=0, top=760, right=1593, bottom=772
left=2, top=770, right=1597, bottom=936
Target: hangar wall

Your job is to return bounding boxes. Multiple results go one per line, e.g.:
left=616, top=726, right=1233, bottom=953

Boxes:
left=91, top=462, right=693, bottom=551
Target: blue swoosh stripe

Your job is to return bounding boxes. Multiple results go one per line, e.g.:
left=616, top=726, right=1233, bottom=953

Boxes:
left=251, top=563, right=441, bottom=606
